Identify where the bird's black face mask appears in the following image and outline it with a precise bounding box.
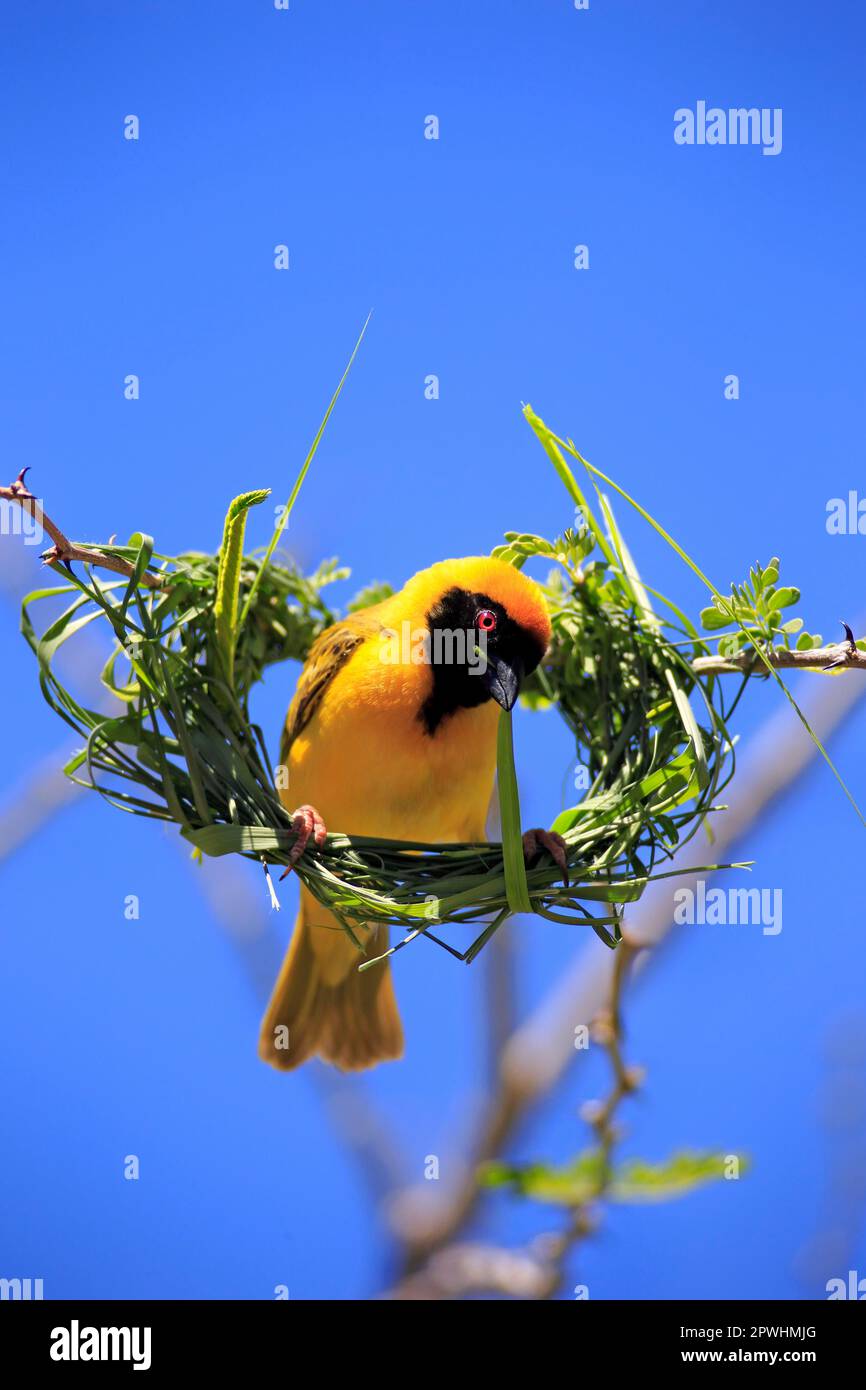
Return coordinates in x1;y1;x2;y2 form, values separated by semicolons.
420;587;546;734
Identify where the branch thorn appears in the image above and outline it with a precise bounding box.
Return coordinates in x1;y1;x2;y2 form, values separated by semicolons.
10;467;35;500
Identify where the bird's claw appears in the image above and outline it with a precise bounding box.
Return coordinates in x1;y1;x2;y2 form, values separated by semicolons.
522;827;569;887
280;804;327;879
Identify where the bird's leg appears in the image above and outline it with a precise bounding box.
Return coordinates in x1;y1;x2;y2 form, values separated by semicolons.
522;827;569;887
279;804;328;879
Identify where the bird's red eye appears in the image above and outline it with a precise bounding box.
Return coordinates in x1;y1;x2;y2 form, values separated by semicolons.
476;608;497;633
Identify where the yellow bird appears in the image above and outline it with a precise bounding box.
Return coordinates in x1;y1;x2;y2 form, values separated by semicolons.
259;556;566;1072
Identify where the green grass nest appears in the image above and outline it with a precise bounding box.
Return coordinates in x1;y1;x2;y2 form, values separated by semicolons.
21;407;742;965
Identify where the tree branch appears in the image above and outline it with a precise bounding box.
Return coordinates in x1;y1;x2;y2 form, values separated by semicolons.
3;475;864;665
386;1239;574;1300
693;636;865;676
388;936;641;1300
0;469;164;589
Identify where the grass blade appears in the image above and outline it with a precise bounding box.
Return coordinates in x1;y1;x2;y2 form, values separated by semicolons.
214;490;271;685
496;710;533;915
238;312;372;630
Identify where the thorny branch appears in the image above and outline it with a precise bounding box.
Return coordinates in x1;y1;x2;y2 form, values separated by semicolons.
693;630;866;676
0;470;164;589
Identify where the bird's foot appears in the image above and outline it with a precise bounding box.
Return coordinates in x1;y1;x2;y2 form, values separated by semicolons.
522;827;569;887
280;804;328;879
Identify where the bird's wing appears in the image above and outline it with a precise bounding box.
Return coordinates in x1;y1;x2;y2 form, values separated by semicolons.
281;606;386;760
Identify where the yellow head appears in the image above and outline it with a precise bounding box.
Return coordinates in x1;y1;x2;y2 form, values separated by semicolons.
396;556;552;733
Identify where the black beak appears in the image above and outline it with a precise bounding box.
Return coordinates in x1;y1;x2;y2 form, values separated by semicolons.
482;654;524;712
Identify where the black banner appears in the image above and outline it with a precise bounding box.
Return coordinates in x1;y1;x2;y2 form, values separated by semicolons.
0;1297;862;1373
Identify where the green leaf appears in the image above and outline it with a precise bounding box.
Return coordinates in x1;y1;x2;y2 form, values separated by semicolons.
718;633;746;659
700;605;731;631
213;490;271;685
666;670;708;791
480;1149;748;1207
479;1153;604;1205
496;710;533;915
119;533;155;619
767;586;800;611
612;1150;750;1202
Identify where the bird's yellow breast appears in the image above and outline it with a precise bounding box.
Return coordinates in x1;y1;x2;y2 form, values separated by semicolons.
283;637;499;843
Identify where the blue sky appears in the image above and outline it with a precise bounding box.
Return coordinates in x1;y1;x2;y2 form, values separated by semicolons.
1;0;865;1300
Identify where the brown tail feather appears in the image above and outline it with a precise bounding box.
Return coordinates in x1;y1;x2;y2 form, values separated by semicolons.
258;911;404;1072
